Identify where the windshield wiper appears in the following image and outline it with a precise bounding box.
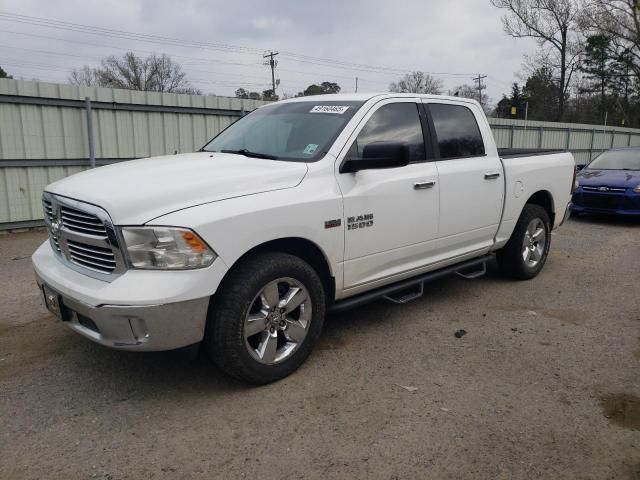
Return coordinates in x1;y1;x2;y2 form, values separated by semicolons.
220;149;278;160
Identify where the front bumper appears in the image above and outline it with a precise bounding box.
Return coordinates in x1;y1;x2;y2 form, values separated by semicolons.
572;189;640;216
36;274;209;350
32;241;229;351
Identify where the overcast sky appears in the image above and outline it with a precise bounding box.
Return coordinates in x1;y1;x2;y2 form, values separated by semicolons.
0;0;539;103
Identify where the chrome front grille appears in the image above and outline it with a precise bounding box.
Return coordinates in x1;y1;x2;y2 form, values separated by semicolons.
42;198;61;252
582;185;627;193
61;206;108;237
67;240;117;273
42;193;125;280
43;199;54;222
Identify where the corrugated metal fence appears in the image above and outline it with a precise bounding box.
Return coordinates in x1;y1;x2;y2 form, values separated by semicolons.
489;117;640;165
0;79;268;228
1;78;640;229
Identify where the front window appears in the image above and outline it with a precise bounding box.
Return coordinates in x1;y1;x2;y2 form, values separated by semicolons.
203;101;364;162
347;102;427;163
587;149;640;170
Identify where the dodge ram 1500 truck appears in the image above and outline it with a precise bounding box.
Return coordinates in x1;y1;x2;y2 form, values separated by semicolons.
32;93;575;384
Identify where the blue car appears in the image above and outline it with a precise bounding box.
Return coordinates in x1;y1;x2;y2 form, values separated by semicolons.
572;147;640;216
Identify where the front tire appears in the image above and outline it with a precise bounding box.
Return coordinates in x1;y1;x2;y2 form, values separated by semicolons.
496;204;551;280
205;252;325;384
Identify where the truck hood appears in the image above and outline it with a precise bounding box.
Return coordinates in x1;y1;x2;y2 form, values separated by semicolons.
578;168;640;188
46;152;308;224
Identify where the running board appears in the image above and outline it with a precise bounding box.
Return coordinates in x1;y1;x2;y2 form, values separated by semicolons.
383;282;424;304
329;255;491;314
455;261;487;279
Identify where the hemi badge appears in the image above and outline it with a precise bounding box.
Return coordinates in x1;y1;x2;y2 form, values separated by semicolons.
324;219;341;229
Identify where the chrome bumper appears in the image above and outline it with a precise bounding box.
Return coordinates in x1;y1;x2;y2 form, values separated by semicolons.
36;274;210;351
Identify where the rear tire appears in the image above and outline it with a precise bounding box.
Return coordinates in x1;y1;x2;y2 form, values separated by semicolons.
205;252;325;384
496;204;551;280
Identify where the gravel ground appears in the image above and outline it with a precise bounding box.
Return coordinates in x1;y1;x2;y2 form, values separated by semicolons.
1;217;639;480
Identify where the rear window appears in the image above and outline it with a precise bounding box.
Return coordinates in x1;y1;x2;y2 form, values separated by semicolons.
428;103;485;159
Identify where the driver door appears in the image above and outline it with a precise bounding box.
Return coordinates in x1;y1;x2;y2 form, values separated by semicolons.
336;99;440;292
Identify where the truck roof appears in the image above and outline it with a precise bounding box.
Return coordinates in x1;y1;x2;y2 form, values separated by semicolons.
277;92;481;106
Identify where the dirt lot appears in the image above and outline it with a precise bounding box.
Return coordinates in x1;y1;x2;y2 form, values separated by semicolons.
1;217;639;480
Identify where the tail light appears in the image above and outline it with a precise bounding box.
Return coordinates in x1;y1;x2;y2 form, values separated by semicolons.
571;165;578;194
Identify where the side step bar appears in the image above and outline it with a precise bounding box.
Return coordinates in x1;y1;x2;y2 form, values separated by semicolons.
329;255;492;314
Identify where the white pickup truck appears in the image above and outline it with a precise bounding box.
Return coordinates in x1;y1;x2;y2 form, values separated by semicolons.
32;93;575;383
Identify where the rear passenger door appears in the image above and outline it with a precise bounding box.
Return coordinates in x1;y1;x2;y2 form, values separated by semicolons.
423;100;504;255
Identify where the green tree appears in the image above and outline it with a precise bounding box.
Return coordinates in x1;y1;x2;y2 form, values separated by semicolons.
580;35;615;119
235;88;263;100
0;65;12;79
494;83;529;118
296;81;341;97
318;82;341;94
491;0;582;120
523;67;559;120
261;89;279;101
580;0;640;78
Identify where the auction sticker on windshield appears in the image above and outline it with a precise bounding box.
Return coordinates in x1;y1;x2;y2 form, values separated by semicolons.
310;105;350;114
303;144;318;155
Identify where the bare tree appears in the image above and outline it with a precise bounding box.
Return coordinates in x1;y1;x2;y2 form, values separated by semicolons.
68;65;97;87
389;71;444;94
69;52;200;94
580;0;640;77
490;0;582;120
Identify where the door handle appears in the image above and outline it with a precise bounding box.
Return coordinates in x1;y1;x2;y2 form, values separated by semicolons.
414;181;436;190
484;172;501;180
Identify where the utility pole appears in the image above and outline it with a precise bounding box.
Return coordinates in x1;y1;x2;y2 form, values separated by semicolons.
355;77;358;93
474;74;487;106
263;51;279;99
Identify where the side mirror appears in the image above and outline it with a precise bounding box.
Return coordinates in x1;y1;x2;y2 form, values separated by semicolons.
576;164;586;171
341;142;411;173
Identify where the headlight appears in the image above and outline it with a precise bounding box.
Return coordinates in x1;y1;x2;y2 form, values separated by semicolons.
634;185;640;193
120;227;216;270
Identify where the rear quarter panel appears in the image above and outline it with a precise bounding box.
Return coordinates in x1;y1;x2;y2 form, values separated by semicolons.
493;152;575;249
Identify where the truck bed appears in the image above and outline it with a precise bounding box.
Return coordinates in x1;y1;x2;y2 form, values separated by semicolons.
498;148;565;159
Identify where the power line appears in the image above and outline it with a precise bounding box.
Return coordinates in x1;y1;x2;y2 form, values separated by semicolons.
263;51;279;97
0;42;394;90
0;11;478;79
0;12;264;55
474;74;488;106
0;29;262;67
0;30;447;91
0;11;494;98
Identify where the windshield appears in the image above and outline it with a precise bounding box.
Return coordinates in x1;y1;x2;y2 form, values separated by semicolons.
587;149;640;170
203;101;364;161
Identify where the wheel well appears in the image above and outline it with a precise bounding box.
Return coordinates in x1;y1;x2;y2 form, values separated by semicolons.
526;190;555;226
233;238;335;305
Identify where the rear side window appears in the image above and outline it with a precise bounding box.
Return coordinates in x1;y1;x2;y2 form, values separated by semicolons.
349;103;426;163
428;103;485;159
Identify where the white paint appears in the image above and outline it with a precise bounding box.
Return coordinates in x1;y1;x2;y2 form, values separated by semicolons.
34;93;575;316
